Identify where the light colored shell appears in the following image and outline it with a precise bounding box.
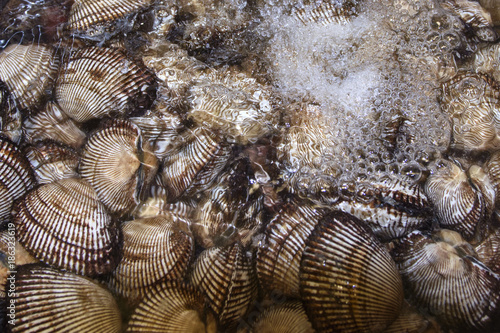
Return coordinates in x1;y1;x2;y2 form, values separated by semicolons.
256;201;323;298
250;300;314;333
24;101;86;149
13;178;120;276
55;47;156;122
126;280;217;333
13;264;122;333
189;243;258;330
478;0;500;25
0;137;36;225
80;119;158;217
300;210;404;333
392;229;500;331
24;141;79;184
484;150;500;208
108;214;194;306
293;0;359;26
0;44;59;111
425;161;495;242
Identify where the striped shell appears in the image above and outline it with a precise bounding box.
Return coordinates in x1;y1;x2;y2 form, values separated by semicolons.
24;141;79;184
55;47;157;122
24;101;86;149
189;243;258;330
0;44;59;111
383;301;437;333
425;161;495;242
108;214;194;306
80;119;158;217
484;150;500;208
473;44;500;83
475;227;500;273
13;178;120;277
0;137;36;225
126;280;217;332
300;210;404;333
250;300;314;333
392;229;500;331
293;0;359;26
13;264;121;333
0;80;22;143
256;201;323;298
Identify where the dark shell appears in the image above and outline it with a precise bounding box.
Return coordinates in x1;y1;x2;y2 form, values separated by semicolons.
0;136;36;226
300;210;404;333
250;300;314;333
126;280;217;332
13;178;120;277
79;119;158;217
108;214;194;306
55;47;157;122
475;227;500;274
0;80;22;143
12;264;122;333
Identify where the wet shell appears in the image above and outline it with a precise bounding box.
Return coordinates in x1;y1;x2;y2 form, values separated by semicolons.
0;80;22;143
108;214;194;306
382;301;438;333
13;178;120;277
300;210;404;333
24;101;86;149
80;119;158;217
250;300;314;333
475;227;500;273
293;0;359;26
392;229;500;331
0;136;36;226
189;243;258;330
126;280;217;332
473;44;500;83
12;264;121;333
256;201;323;298
55;47;157;122
0;44;59;112
424;161;495;242
24;141;79;184
484;150;500;209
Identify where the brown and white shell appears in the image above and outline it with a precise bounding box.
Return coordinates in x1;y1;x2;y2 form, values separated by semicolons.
475;227;500;274
0;44;60;112
126;280;217;332
108;214;194;307
293;0;360;26
13;178;120;277
55;46;157;122
12;264;122;333
188;243;258;330
391;229;500;332
300;210;404;333
0;80;22;143
249;300;314;333
484;150;500;209
80;119;158;217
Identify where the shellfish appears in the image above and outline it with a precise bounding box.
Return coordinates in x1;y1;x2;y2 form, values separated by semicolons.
248;300;314;333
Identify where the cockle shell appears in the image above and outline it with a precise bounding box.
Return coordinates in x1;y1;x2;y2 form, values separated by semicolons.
391;229;500;331
473;44;500;83
126;280;217;332
0;80;22;143
300;210;404;333
13;178;120;277
475;227;500;273
249;300;314;333
484;150;500;209
0;44;59;112
108;214;194;306
293;0;360;26
55;46;157;122
12;264;122;333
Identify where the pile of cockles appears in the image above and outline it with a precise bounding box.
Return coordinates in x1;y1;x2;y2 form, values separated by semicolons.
0;0;500;332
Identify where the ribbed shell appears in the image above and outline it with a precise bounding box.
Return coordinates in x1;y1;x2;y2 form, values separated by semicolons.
424;161;495;242
108;214;194;306
80;120;158;217
24;141;79;184
13;264;121;333
161;127;230;202
256;202;323;298
24;101;86;149
126;280;217;333
13;178;120;277
441;0;497;41
189;243;258;330
475;228;500;274
250;300;314;333
485;150;500;208
300;210;403;333
473;44;500;83
382;301;435;333
0;44;59;111
0;137;36;225
293;0;359;25
0;80;22;143
55;47;157;122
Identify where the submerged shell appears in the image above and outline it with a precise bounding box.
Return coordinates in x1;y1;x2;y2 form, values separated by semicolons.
300;210;404;333
0;137;36;225
108;214;194;306
126;280;217;333
55;47;157;122
250;300;314;333
189;243;258;330
0;80;22;143
293;0;360;26
392;229;500;331
80;119;158;217
13;178;120;276
484;150;500;208
0;44;59;112
13;264;121;333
